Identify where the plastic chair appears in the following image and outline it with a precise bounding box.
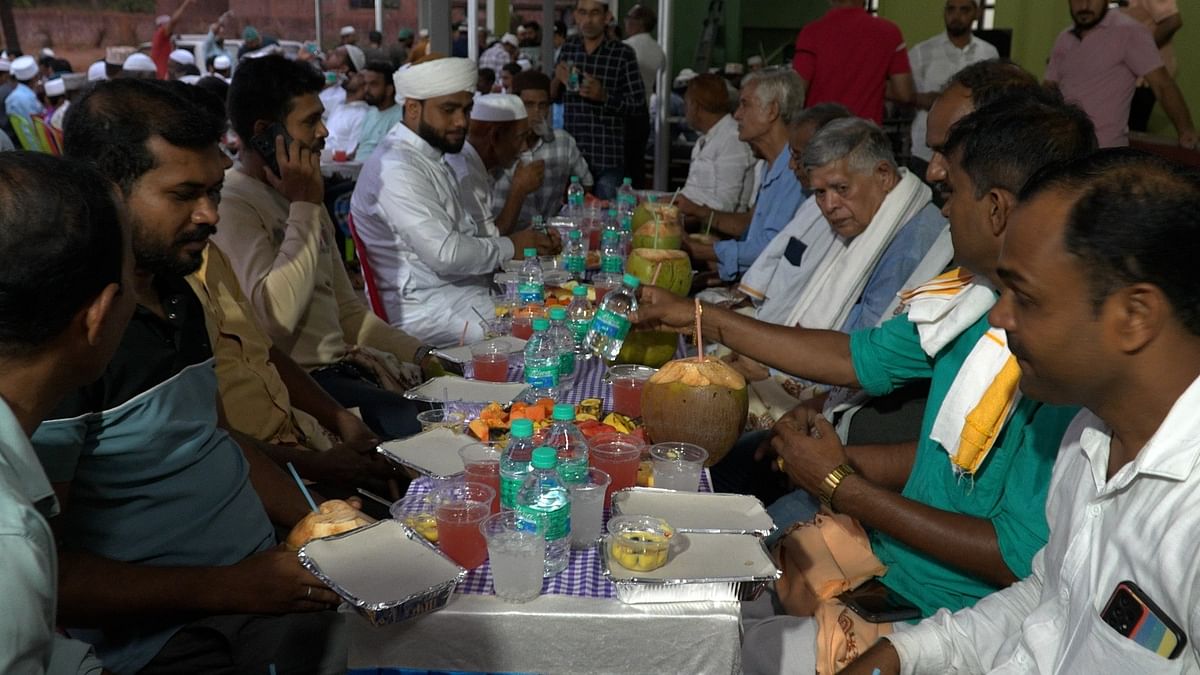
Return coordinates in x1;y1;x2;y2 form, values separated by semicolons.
46;124;64;155
31;115;59;155
345;213;389;322
7;114;40;151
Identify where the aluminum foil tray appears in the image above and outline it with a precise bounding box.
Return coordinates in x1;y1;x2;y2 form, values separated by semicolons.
403;375;528;404
298;519;466;626
600;532;780;604
611;488;776;537
378;427;486;479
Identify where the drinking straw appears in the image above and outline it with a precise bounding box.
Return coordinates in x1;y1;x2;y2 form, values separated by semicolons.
694;298;704;362
356;487;392;508
459;321;469;347
668;187;682;206
650;262;663;287
287;462;319;513
704;210;715;237
471;306;490;325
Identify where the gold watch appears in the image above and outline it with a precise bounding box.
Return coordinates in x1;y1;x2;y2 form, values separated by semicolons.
819;463;856;509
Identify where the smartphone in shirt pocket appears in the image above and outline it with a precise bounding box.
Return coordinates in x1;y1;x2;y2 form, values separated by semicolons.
1101;580;1187;659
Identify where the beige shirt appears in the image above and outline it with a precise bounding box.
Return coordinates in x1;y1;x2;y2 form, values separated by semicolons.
188;244;331;450
213;168;422;371
1124;0;1179;78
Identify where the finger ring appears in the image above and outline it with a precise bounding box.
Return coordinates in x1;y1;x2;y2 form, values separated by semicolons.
775;456;786;472
306;586;312;599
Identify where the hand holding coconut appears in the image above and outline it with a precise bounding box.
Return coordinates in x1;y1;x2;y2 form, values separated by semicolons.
630;285;698;333
769;409;848;499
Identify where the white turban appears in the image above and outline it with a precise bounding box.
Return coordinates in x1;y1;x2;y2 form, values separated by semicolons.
393;57;476;104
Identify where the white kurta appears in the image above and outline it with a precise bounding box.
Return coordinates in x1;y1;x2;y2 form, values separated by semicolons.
350;123;514;347
681;114;759;213
325;100;369;155
445;141;500;237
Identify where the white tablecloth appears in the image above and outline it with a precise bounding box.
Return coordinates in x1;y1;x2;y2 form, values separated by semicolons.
345;594;742;673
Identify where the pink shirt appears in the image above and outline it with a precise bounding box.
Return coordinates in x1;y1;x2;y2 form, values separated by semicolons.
1045;9;1163;148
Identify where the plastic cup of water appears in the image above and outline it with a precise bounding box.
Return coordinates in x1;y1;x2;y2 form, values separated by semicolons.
432;482;495;569
417;409;465;433
458;443;503;513
480;511;546;602
470;342;510;382
650;442;709;492
568;468;611;550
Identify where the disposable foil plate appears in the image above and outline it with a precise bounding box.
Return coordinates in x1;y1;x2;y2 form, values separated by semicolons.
403;375;528;404
378;427;487;479
611;488;776;537
433;336;527;365
600;532;780;604
298;519;466;626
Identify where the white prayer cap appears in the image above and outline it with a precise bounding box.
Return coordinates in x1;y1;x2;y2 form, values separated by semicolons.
724;62;744;75
123;52;156;73
169;48;195;65
87;60;108;81
419;28;430;38
61;73;86;91
44;77;65;97
673;67;697;88
344;44;366;72
340;25;356;37
179;74;201;85
156;14;171;26
0;57;9;73
41;47;55;59
11;55;37;81
213;55;232;70
471;93;527;122
501;33;518;48
747;55;764;66
393;57;476;104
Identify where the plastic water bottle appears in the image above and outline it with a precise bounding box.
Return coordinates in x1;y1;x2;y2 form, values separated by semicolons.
561;229;586;281
517;248;544;305
543;403;590;485
599;229;624;275
566;285;593;356
566;175;585;216
500;418;538;510
585;273;640;360
616;177;637;222
516;446;571;577
524;317;559;399
547;307;577;390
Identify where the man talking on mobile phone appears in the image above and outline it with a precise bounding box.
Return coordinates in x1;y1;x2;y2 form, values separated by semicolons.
844;151;1200;673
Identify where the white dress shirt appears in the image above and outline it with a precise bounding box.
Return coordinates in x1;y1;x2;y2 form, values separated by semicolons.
681;114;759;213
908;33;998;162
446;141;500;237
324;99;368;155
350;123;514;347
890;374;1200;674
623;32;665;103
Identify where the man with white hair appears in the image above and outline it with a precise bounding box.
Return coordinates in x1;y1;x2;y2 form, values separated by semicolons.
351;57;560;346
480;33;519;75
5;56;42;119
150;0;194;79
447;93;542;236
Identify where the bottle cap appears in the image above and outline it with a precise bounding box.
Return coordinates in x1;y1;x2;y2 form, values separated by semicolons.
532;317;549;331
549;307;567;320
570;175;580;183
568;229;581;239
601;230;618;241
572;285;588;296
531;446;558;469
552;403;575;421
523;248;537;257
510;418;534;438
622;177;632;185
622;273;641;288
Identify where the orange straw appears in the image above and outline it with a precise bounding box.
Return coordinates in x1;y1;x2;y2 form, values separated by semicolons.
459;321;469;347
694;298;703;362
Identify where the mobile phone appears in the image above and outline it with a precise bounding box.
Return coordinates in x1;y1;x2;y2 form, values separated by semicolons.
249;122;293;177
838;578;921;623
1101;580;1187;659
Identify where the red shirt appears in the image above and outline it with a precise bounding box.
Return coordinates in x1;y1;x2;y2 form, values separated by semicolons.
792;7;911;123
151;26;171;80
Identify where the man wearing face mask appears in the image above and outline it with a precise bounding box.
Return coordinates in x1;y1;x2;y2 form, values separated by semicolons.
494;70;593;226
446;93;544;236
351;57;559;347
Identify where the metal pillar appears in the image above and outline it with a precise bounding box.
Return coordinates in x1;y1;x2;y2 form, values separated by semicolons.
541;0;555;74
419;0;453;55
653;0;673;191
487;0;498;33
374;0;383;33
468;0;480;60
314;0;322;45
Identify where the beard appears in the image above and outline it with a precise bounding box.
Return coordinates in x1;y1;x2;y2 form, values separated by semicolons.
417;117;466;154
1073;3;1107;31
946;20;971;38
133;221;217;277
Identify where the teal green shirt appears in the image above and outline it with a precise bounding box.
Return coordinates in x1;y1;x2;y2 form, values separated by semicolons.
850;311;1078;617
355;104;405;160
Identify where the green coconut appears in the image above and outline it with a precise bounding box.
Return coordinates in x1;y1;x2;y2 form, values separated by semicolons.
631;203;683;249
625;248;691;296
640;357;749;466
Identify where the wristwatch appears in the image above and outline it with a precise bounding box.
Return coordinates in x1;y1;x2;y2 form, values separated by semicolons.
819;463;857;510
413;343;436;365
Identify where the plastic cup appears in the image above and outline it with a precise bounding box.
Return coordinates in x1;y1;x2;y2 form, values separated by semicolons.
650;442;709;492
390;493;439;544
606;364;656;418
511;305;545;341
417;409;465;433
459;443;503;513
568;468;611;550
432;482;495;569
589;432;646;507
470;342;510;382
483;316;511;339
333;149;348;162
480;511;546;602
